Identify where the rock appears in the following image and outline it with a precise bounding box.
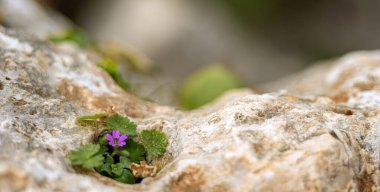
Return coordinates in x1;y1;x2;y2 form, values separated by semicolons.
0;27;379;192
263;51;380;110
0;0;71;38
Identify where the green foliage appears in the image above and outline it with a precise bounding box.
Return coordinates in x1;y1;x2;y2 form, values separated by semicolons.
105;153;114;164
69;144;104;169
107;114;137;136
95;156;134;184
140;130;168;160
97;58;130;90
76;113;108;126
69;113;168;184
117;156;132;168
114;169;135;184
96;163;112;175
179;64;242;110
49;28;90;48
110;163;125;176
96;154;113;175
122;140;146;163
97;134;109;146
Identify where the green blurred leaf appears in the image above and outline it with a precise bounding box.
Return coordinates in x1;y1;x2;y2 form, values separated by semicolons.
179;64;241;110
97;58;130;90
49;28;90;48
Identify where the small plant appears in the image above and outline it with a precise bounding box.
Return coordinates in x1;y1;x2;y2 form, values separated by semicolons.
97;58;130;91
68;112;168;184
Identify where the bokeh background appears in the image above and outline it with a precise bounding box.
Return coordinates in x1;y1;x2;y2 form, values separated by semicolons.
2;0;380;108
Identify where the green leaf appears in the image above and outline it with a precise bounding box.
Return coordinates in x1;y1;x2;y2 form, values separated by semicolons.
98;156;132;179
111;164;124;177
105;154;114;164
106;114;137;136
114;169;135;184
122;140;146;163
97;58;130;90
96;163;112;175
68;144;105;169
95;153;114;175
140;130;168;160
98;144;109;155
117;156;132;168
179;64;242;110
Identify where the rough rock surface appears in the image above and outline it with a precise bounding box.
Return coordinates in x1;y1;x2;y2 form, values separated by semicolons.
0;27;379;192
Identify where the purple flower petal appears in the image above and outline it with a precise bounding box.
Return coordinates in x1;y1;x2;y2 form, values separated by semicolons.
119;134;128;141
106;133;113;142
118;141;126;147
112;130;120;138
109;142;117;147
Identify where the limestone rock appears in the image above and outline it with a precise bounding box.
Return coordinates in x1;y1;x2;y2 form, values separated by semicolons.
0;0;71;38
0;27;379;192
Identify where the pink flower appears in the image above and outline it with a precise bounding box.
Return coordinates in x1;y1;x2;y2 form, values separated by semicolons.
106;130;128;147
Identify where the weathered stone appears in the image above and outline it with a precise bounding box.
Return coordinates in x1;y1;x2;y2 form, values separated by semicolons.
0;0;71;37
0;27;379;192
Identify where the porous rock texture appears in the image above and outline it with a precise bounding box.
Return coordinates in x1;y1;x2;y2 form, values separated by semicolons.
0;27;379;192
